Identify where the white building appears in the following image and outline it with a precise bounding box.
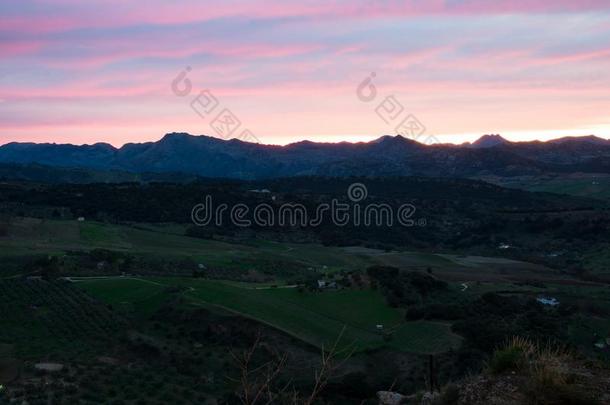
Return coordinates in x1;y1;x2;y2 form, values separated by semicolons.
537;297;559;306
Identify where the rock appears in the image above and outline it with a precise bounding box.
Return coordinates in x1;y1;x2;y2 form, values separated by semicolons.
34;363;63;372
377;390;407;405
421;391;441;404
97;356;120;365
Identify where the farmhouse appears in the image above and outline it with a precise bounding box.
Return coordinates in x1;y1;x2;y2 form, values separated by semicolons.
536;297;559;306
317;280;337;289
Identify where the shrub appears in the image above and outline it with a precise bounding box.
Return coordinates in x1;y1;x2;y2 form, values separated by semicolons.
488;346;527;374
488;336;535;374
491;338;601;405
525;344;599;405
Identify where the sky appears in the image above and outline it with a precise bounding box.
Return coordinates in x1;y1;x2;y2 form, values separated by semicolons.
1;0;610;146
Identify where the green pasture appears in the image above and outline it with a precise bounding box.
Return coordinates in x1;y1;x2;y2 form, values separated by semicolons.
0;218;552;281
76;277;462;354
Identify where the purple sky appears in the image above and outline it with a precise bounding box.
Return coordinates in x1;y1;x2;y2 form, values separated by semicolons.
2;0;610;145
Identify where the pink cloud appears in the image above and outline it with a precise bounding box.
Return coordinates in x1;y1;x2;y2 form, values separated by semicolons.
4;1;610;37
0;40;44;57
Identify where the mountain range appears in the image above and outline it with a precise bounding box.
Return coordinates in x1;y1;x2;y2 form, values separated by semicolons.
1;133;610;180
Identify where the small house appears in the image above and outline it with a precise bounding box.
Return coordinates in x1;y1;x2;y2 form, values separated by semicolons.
317;280;338;289
537;297;559;306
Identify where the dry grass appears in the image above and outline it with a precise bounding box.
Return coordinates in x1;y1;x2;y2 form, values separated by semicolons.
487;336;538;374
490;337;599;405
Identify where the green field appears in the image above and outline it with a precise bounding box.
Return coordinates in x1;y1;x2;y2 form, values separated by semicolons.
74;277;171;317
76;277;462;354
2;217;582;356
0;217;559;282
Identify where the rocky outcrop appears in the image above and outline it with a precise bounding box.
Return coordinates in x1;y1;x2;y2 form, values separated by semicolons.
377;390;408;405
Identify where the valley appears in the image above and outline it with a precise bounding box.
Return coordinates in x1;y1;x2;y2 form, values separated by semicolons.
0;175;608;403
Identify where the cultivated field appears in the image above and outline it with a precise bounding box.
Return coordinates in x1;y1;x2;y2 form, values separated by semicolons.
0;279;124;357
0;218;565;283
2;217;600;359
76;277;462;354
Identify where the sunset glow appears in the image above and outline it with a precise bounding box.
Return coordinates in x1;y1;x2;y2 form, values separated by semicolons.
2;0;610;146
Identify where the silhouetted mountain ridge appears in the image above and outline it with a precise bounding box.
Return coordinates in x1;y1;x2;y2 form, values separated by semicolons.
1;133;609;179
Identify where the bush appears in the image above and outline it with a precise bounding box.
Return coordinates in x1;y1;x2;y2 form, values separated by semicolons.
489;336;535;374
491;338;600;404
488;346;527;374
525;346;599;405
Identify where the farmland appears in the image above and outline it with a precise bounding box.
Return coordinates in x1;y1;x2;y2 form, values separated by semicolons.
73;277;171;318
0;175;609;404
0;217;603;359
1;216;596;359
0;278;124;357
75;277;462;354
0;217;565;284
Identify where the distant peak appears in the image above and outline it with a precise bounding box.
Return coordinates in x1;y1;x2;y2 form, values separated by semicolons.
158;132;222;145
90;142;116;151
160;132;193;141
471;134;509;148
372;134;418;144
548;135;610;145
371;135;395;144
